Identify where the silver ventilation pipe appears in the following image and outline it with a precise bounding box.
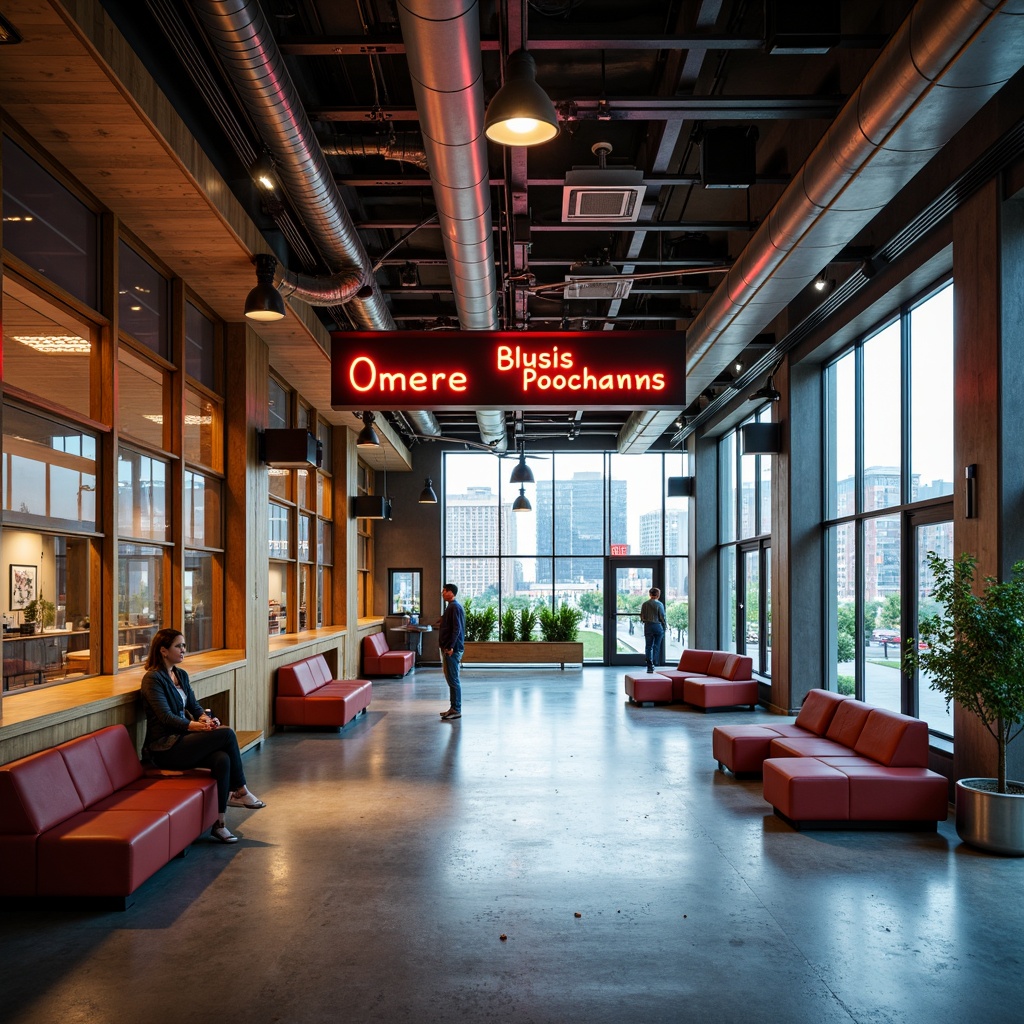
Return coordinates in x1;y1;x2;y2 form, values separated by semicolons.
395;0;506;452
190;0;441;437
618;0;1024;451
319;134;429;172
190;0;389;329
683;0;1024;396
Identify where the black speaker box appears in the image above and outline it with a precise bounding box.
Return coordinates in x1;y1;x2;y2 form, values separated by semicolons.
741;422;781;455
261;429;322;468
667;476;694;497
352;496;393;520
700;127;757;189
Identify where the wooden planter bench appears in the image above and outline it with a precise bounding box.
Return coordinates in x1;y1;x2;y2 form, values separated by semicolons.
461;641;583;669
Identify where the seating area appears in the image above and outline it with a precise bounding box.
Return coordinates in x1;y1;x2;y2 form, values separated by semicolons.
361;632;415;677
0;724;218;908
624;649;758;711
713;689;949;830
275;653;372;729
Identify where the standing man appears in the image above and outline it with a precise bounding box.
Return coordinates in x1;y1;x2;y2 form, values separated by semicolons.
640;587;667;673
436;582;465;719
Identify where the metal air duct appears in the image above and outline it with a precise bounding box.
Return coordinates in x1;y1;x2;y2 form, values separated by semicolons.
619;0;1024;452
189;0;440;437
395;0;506;451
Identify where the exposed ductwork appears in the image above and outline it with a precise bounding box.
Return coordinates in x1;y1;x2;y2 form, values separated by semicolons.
619;0;1024;452
319;134;429;172
395;0;507;451
189;0;441;437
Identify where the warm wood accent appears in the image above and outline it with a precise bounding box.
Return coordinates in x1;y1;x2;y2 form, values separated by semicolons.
952;180;1001;781
462;642;584;668
0;649;245;765
225;324;269;734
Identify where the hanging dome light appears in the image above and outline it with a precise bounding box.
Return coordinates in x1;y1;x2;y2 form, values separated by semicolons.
509;449;535;484
356;410;380;448
484;50;559;147
512;485;532;512
418;477;438;504
244;253;286;322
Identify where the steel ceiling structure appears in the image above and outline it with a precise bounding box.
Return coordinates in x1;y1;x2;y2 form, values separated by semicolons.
94;0;1024;455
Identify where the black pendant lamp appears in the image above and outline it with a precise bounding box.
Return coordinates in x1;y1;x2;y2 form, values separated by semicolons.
418;477;438;504
509;450;535;484
512;485;532;512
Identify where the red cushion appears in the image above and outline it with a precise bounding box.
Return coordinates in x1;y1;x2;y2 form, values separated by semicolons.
0;748;84;835
92;725;145;791
794;689;848;736
706;651;731;676
763;758;849;820
676;649;714;674
56;733;116;808
683;677;758;708
91;787;205;858
853;709;930;767
824;699;873;747
712;725;784;773
723;654;753;680
37;809;170;898
836;764;949;820
769;736;858;758
308;655;333;686
624;672;672;703
125;775;219;831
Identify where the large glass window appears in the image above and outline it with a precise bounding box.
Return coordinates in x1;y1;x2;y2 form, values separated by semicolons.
117;448;168;542
442;452;688;661
2;279;96;419
824;282;954;737
2;406;98;531
118;240;170;359
185;302;216;389
2;135;99;308
119;348;168;450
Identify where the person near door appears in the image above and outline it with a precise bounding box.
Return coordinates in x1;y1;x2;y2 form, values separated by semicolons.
435;582;465;719
640;587;667;673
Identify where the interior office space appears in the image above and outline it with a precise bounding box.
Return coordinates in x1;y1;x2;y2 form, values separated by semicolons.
1;0;1024;886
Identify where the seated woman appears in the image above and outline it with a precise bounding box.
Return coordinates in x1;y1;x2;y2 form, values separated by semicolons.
140;627;264;843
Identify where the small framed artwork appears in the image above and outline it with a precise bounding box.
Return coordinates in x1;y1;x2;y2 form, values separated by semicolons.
10;565;37;611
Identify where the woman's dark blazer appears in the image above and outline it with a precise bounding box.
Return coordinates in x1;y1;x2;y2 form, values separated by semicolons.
140;665;204;754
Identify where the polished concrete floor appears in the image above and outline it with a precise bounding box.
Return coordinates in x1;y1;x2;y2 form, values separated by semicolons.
2;666;1021;1023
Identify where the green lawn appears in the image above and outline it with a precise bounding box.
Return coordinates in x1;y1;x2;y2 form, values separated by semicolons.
579;629;643;658
867;659;901;669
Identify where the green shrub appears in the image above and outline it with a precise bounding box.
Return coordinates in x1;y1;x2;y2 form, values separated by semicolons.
517;607;538;642
500;607;517;642
538;604;582;642
837;674;855;696
463;599;497;641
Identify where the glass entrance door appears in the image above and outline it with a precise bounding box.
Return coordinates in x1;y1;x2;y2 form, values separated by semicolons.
604;559;662;665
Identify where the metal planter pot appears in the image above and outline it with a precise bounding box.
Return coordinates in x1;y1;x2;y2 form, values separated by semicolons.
955;778;1024;856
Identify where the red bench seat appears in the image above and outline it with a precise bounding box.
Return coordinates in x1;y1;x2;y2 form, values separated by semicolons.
276;653;372;728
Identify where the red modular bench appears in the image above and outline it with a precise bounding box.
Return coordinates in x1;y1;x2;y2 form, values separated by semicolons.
714;689;949;830
625;649;758;711
0;724;218;908
276;653;371;728
361;633;414;677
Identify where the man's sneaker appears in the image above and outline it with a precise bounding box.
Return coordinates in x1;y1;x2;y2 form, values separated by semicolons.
442;710;462;720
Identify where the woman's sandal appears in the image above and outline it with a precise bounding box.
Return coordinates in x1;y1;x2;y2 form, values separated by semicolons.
210;824;238;843
227;792;266;809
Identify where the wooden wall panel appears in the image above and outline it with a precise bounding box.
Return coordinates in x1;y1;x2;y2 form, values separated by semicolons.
952;180;1002;781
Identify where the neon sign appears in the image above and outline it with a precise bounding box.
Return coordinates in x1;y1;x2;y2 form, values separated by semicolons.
331;331;685;410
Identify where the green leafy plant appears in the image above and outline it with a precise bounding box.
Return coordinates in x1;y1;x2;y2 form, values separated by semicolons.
500;607;517;642
903;552;1024;793
23;597;56;631
463;599;497;642
538;604;582;642
517;607;538;642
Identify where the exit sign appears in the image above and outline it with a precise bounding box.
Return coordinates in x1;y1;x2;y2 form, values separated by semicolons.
610;544;629;556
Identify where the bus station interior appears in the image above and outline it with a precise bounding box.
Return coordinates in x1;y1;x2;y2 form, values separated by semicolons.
2;1;1024;1021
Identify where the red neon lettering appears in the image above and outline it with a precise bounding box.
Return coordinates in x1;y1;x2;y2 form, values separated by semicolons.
349;356;376;392
432;371;447;388
449;371;467;391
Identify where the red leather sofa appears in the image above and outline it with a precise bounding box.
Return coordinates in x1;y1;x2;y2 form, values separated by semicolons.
625;649;758;710
0;724;218;908
275;653;372;728
361;632;415;677
713;689;949;829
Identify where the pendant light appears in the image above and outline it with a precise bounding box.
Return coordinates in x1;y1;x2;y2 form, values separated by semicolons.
509;448;535;484
244;253;286;322
418;477;438;504
484;49;559;147
356;410;380;448
512;485;532;512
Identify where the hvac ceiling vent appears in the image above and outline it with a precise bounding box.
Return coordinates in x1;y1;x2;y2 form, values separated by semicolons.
563;262;633;300
562;142;646;223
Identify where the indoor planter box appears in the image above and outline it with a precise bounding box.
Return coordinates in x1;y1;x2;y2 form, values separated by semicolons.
462;641;583;669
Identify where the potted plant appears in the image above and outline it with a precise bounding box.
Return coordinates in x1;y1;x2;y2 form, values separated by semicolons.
903;552;1024;855
23;596;57;633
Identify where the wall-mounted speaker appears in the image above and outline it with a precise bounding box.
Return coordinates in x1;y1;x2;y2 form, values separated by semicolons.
667;476;694;497
260;429;322;468
352;496;392;520
741;422;781;455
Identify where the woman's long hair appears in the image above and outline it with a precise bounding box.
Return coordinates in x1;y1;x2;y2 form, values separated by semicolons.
145;627;184;671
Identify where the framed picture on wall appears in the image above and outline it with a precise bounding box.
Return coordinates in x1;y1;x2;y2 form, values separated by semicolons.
10;565;37;610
